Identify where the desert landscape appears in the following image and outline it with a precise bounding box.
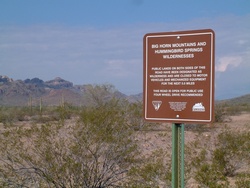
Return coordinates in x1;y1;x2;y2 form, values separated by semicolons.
0;84;249;187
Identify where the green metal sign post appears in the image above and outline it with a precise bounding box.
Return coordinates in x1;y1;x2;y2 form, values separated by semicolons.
143;29;215;187
172;123;185;188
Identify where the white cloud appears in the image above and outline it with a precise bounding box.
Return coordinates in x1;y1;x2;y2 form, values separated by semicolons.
216;56;242;72
103;60;130;77
238;39;248;45
102;59;141;78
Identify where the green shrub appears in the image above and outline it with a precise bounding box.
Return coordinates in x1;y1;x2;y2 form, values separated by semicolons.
0;98;139;187
127;149;171;188
216;130;250;176
235;173;250;188
195;163;229;188
214;104;227;122
187;129;250;187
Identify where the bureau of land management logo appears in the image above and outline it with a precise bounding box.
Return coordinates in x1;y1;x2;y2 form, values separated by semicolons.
152;101;162;111
192;103;205;112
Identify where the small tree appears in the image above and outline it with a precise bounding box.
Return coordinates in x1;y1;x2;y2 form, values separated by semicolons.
214;130;250;177
186;128;250;187
0;86;138;187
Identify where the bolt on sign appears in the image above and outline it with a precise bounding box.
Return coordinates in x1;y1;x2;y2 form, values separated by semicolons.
143;29;215;123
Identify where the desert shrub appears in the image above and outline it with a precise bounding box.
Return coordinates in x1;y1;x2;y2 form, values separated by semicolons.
29;102;80;124
187;148;229;187
186;128;250;187
215;102;250;120
215;130;250;176
0;107;29;126
82;84;117;107
55;102;74;123
0;107;12;125
225;105;243;116
214;104;227;122
235;173;250;188
125;101;155;131
195;163;229;188
0;106;45;125
126;149;171;188
0;97;139;187
185;123;208;134
225;103;250;115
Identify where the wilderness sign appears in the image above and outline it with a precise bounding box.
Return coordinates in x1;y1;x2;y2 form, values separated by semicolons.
143;29;215;123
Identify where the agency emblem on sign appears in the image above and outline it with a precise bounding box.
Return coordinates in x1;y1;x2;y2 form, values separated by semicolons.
152;101;162;111
192;103;205;112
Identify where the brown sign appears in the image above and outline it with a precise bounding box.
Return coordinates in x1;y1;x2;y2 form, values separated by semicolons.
143;29;215;123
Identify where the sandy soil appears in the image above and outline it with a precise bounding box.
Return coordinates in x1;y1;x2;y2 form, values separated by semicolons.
0;112;249;187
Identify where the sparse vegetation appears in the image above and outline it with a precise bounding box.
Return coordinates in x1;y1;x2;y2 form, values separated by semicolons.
0;84;249;187
186;129;250;187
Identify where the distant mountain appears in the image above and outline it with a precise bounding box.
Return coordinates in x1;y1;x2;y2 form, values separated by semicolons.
3;75;249;107
218;93;250;105
0;75;142;106
127;93;143;103
0;75;14;83
45;77;73;89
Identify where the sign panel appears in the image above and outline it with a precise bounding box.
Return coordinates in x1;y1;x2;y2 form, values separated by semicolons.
143;29;215;123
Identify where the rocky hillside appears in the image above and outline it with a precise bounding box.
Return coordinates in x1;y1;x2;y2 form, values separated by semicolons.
1;75;250;107
218;93;250;105
0;75;140;106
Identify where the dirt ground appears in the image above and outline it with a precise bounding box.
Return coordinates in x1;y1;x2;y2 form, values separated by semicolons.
0;112;249;187
135;112;250;187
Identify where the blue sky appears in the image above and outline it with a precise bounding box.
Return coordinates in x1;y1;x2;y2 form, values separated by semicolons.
0;0;250;99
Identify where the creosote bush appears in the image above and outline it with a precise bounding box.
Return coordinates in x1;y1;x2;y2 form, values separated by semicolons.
126;148;172;188
186;128;250;188
214;102;250;122
0;97;139;187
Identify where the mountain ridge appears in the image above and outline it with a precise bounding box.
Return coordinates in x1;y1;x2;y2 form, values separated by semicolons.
0;75;141;106
1;75;250;106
